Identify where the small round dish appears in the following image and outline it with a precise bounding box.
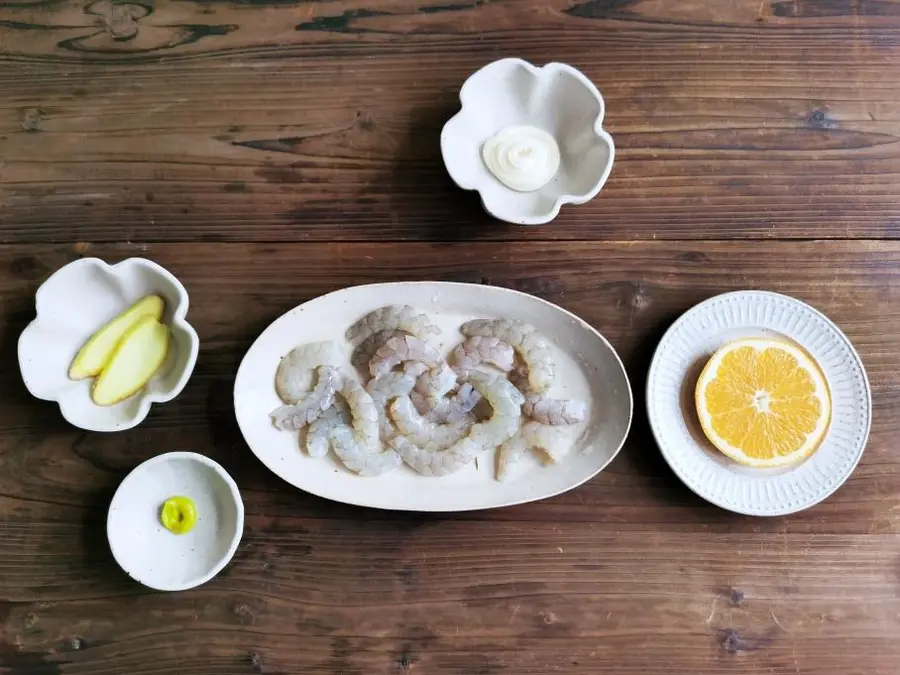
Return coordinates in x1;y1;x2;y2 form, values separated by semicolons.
107;452;244;591
647;291;871;516
17;257;200;432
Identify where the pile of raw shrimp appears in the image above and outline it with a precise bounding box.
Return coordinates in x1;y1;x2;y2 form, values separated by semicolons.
269;305;588;480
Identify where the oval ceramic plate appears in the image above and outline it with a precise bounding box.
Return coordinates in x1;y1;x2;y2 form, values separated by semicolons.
647;290;871;516
234;282;632;511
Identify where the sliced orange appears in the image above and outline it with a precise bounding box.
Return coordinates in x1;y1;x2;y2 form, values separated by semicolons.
695;338;831;468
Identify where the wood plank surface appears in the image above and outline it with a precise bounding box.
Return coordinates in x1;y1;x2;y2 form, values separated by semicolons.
4;1;900;674
1;240;899;675
3;0;900;242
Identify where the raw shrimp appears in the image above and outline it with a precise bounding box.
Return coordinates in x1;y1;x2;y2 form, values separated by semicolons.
367;363;428;404
330;425;401;477
495;433;526;482
306;400;350;458
395;371;523;477
389;434;482;477
449;336;515;373
275;341;343;404
410;381;482;424
369;335;441;378
495;422;569;481
346;305;440;345
414;363;457;402
522;422;570;463
270;366;340;431
460;319;554;393
366;364;427;440
446;382;484;422
338;377;380;450
350;329;406;374
389;395;471;449
328;377;399;475
523;394;588;426
464;371;525;447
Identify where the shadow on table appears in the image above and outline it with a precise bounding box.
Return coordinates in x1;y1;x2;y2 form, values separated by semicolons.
2;302;144;590
383;102;519;243
622;314;712;512
1;302;75;436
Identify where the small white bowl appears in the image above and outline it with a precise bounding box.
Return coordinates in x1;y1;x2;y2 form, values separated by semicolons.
107;452;244;592
441;57;615;225
17;257;199;432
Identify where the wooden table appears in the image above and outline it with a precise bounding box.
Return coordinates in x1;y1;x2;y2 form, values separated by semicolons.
2;2;899;674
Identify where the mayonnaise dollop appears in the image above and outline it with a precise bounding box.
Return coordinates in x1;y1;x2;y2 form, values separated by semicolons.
481;125;560;192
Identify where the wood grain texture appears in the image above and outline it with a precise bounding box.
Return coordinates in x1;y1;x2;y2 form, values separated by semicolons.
3;1;900;673
3;0;900;241
1;240;899;674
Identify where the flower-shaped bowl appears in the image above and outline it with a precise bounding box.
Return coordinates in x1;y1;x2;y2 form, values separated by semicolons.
17;257;199;432
440;57;615;225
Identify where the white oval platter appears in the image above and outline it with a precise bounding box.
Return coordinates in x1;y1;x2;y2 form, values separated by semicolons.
233;282;632;512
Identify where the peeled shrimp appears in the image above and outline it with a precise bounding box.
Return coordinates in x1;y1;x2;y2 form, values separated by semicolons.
389;433;482;477
496;422;569;481
330;425;401;476
395;371;523;476
523;394;588;426
346;305;440;345
414;363;457;402
350;329;406;374
448;383;483;421
329;377;399;475
523;422;570;463
389;395;471;450
496;433;527;481
410;381;482;424
270;366;340;431
449;336;515;373
338;377;380;451
464;371;525;447
410;390;476;424
460;319;554;393
275;341;343;404
369;335;441;378
366;364;427;440
306;400;350;458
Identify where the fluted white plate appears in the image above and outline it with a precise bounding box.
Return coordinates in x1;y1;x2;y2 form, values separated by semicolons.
647;291;871;516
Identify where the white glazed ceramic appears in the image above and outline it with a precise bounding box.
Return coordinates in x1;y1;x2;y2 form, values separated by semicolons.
647;291;871;516
234;282;633;512
18;257;199;432
441;58;615;225
107;452;244;592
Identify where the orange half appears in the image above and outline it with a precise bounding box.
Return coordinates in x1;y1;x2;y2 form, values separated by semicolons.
695;338;831;468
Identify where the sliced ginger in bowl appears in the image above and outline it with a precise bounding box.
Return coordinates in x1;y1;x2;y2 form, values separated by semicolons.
69;295;164;380
68;295;171;406
91;315;170;406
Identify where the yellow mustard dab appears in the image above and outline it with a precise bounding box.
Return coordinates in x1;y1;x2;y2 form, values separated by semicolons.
160;496;198;534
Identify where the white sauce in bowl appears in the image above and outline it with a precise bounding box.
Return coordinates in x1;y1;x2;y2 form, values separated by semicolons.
481;125;560;192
